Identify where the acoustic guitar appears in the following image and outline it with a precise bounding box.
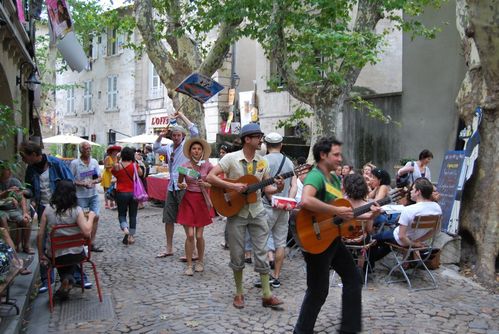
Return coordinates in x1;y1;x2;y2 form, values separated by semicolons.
211;164;310;217
294;189;406;254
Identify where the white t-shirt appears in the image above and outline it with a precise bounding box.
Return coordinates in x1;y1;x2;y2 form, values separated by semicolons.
295;178;304;203
393;201;442;245
39;169;51;205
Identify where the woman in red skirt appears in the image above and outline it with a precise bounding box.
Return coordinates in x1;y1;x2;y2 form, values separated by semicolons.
177;138;214;276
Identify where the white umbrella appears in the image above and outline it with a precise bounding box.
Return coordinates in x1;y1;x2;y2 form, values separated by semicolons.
116;134;172;145
43;134;100;146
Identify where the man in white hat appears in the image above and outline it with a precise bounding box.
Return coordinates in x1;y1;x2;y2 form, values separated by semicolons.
262;132;296;289
207;123;285;310
153;111;199;258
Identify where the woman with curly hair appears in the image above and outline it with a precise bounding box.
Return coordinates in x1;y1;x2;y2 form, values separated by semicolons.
37;180;95;300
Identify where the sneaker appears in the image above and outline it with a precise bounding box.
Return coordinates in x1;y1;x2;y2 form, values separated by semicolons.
194;262;204;272
39;280;49;293
75;273;93;289
271;278;281;288
184;266;194;276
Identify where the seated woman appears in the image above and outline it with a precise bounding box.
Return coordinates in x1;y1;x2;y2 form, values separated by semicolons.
342;174;380;269
368;168;395;229
37;180;95;300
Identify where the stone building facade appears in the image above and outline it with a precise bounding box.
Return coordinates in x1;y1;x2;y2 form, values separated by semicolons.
0;0;40;162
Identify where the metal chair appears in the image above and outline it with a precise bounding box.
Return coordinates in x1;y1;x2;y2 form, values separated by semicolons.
331;219;375;287
46;223;103;312
385;215;442;291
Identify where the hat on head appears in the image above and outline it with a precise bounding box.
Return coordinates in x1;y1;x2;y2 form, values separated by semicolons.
240;123;264;138
106;145;122;154
264;132;283;144
170;125;186;134
183;137;212;160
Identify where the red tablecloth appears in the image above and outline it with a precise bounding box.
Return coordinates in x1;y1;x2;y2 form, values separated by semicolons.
146;176;169;201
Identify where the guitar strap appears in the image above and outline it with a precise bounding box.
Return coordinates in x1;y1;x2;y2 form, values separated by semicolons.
241;160;257;176
274;154;286;177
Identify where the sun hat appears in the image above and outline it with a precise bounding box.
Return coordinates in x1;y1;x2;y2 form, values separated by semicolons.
183;138;212;159
106;145;122;154
264;132;283;144
170;125;187;134
240;123;264;138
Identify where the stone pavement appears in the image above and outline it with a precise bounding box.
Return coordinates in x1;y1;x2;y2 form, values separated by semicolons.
20;198;498;334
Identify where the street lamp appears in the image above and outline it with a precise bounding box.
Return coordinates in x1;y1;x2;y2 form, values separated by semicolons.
16;62;42;90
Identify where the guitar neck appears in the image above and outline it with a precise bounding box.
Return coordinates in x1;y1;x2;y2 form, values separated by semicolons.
352;196;393;217
245;170;294;194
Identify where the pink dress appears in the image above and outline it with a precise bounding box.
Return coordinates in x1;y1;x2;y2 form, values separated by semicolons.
177;161;215;227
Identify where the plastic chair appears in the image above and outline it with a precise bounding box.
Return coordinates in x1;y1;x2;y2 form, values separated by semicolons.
46;224;103;312
385;215;442;291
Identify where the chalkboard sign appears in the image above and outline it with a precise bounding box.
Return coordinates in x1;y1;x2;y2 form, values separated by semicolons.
437;151;465;233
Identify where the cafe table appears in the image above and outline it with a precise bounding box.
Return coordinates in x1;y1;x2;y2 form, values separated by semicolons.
146;175;170;201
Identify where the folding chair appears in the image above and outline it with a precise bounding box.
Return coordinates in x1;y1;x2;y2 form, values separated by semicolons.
331;219;375;287
385;215;442;291
47;224;103;312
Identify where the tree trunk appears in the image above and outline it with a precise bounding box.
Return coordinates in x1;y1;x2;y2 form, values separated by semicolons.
455;0;498;286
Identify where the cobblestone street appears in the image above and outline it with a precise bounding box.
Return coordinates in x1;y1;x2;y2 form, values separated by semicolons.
23;198;498;334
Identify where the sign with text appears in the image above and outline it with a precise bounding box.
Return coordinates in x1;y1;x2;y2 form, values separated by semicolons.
175;73;224;104
437;151;465;233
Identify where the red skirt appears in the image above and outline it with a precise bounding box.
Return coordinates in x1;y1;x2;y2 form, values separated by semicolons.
177;191;214;227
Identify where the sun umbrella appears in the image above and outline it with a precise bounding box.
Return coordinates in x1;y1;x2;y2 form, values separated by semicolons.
43;134;100;146
116;134;172;145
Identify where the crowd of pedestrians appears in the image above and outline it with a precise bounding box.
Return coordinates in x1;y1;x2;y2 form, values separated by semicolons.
0;107;444;334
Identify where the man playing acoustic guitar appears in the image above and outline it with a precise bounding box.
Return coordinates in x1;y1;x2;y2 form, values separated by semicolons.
207;123;285;310
294;137;379;334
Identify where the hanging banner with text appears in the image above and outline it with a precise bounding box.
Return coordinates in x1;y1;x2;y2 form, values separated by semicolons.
437;151;466;234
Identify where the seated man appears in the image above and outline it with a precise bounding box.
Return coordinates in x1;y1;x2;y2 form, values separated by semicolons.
0;164;32;254
369;177;442;265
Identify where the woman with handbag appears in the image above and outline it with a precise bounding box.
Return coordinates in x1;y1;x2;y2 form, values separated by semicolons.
177;138;214;276
112;147;143;245
397;149;434;184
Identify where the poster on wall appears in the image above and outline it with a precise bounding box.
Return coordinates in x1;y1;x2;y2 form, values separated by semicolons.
46;0;73;41
238;91;253;127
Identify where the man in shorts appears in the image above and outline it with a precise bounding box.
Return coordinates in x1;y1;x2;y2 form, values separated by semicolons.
153;111;199;258
70;142;102;252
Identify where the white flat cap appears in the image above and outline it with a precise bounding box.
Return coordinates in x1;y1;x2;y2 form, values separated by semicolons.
265;132;283;144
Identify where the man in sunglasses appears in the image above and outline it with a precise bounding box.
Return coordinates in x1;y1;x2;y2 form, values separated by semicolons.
207;123;285;310
153;111;199;258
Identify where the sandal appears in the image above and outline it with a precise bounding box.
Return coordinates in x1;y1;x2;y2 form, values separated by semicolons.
23;247;35;255
20;268;32;275
156;252;174;258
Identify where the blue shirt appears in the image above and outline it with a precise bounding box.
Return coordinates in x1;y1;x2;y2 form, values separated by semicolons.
25;155;74;212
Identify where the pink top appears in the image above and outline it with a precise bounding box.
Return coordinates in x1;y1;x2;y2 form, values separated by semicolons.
181;161;213;192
